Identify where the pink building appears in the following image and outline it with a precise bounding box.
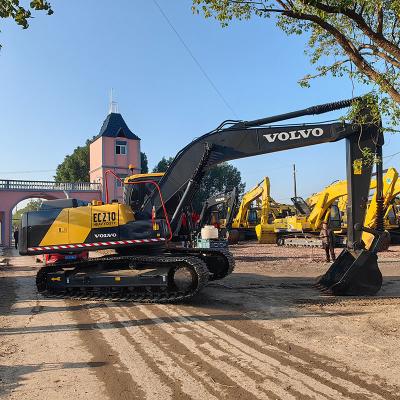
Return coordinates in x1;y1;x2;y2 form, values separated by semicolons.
90;110;141;202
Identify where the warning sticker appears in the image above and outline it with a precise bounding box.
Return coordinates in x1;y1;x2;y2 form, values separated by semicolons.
353;159;363;175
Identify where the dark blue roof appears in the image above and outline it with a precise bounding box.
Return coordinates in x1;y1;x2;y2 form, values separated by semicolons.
96;112;140;140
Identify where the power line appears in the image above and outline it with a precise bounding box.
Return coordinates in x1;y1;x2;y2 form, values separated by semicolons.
152;0;238;117
384;150;400;159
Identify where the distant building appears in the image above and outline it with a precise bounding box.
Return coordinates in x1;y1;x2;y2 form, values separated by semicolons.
90;107;141;202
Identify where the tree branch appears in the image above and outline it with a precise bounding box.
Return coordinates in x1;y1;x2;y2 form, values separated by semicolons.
283;8;400;104
377;4;383;35
359;44;400;68
298;58;352;83
301;1;400;63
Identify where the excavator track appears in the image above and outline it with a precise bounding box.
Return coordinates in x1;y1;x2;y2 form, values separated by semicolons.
36;253;210;303
195;248;235;280
169;247;235;280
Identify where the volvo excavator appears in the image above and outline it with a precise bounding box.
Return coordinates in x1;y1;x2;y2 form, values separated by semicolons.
20;97;386;300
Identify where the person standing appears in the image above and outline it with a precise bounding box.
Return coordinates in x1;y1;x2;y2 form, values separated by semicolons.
13;228;19;250
320;222;335;262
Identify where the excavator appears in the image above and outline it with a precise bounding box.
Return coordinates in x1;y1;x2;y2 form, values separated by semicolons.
231;178;270;241
233;177;296;243
361;167;398;249
258;180;352;246
268;171;394;247
196;188;239;243
20;97;386;300
307;168;397;250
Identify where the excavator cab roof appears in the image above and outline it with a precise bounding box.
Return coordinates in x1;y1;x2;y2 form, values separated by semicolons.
124;172;164;184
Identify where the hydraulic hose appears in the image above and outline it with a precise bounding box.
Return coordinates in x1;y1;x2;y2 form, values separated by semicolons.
235;96;363;129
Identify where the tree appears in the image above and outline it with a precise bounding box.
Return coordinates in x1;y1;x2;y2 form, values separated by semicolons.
54;142;90;182
193;162;245;210
152;156;174;173
0;0;53;49
141;151;149;173
192;1;400;128
152;156;245;210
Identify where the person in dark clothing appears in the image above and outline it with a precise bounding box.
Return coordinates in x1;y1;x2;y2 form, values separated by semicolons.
319;222;336;262
13;228;19;250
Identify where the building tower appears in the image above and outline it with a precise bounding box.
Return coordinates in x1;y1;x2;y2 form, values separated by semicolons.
90;103;141;202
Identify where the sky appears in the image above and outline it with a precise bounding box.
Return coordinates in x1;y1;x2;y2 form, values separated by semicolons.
1;0;399;205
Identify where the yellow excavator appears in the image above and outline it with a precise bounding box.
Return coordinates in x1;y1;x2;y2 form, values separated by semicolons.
267;180;351;246
231;177;294;243
318;167;398;249
271;168;396;249
268;173;383;247
19;97;387;298
362;167;399;249
231;177;269;240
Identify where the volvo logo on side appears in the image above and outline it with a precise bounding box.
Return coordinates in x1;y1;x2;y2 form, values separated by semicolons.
94;233;117;239
263;128;324;143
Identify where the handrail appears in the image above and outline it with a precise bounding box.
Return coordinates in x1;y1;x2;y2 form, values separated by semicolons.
0;179;101;191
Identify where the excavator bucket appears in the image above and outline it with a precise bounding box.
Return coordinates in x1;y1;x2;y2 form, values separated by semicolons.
316;224;385;295
315;248;382;295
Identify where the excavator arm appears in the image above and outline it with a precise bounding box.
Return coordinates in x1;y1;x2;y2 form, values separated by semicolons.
144;98;382;251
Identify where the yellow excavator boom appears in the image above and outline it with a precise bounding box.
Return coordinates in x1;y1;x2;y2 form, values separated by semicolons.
363;167;399;247
231;179;267;229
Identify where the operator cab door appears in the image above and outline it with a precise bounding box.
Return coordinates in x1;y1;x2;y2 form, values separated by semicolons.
90;204;120;242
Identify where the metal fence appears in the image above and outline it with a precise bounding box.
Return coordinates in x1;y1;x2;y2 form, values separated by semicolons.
0;179;101;192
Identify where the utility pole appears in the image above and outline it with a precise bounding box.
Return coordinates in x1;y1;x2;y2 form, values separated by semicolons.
293;164;297;199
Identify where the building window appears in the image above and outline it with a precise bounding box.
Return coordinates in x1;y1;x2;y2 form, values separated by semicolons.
116;141;127;155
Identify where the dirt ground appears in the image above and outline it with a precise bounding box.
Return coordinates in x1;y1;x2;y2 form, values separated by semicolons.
1;243;400;400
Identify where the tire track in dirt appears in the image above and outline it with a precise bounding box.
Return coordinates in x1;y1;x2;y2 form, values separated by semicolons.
73;303;169;400
94;304;220;400
157;304;397;400
224;316;399;399
166;309;353;400
150;305;344;400
132;305;312;400
86;305;174;400
121;305;284;400
116;309;269;400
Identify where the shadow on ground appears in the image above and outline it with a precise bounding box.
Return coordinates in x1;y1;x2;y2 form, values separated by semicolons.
0;361;107;397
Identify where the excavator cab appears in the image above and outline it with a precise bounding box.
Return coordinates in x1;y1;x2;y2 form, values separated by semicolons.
246;208;260;226
328;204;342;231
123;173;164;215
291;197;312;216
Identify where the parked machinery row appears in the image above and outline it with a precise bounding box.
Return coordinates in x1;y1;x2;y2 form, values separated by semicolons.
213;167;400;250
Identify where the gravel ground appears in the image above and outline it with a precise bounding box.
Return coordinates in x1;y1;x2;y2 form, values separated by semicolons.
1;243;400;399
